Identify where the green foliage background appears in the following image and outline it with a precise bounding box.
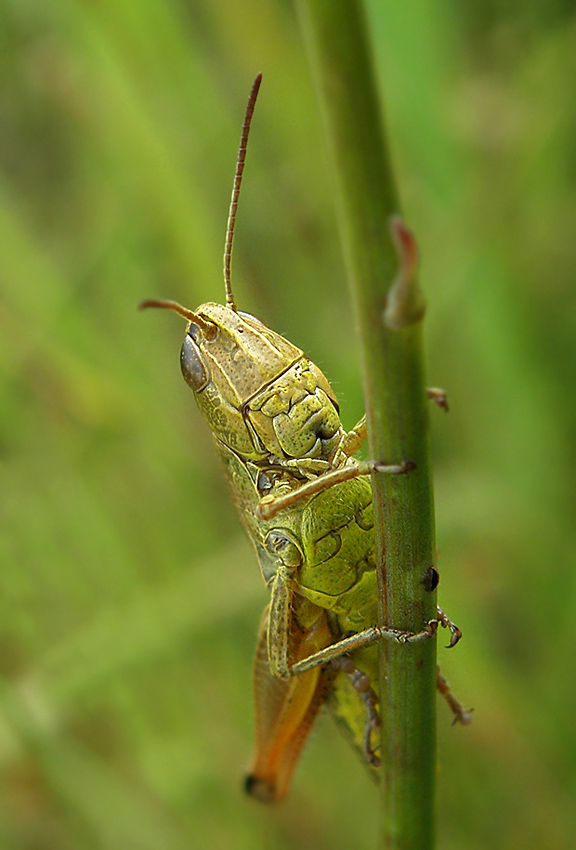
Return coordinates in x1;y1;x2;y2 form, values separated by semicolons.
1;1;575;848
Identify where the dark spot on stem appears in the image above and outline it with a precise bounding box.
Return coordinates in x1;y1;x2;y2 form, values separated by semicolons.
421;566;439;592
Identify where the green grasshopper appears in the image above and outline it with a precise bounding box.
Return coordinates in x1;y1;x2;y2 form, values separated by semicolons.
141;74;469;802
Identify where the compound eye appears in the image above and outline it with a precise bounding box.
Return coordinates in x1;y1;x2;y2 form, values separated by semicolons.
180;333;209;392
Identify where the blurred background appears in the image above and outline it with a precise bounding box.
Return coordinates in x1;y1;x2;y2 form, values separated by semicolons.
1;0;575;847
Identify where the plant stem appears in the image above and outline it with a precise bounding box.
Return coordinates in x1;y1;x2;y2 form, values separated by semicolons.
295;1;438;848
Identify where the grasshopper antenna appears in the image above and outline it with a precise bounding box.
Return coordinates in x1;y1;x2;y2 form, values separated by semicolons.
223;72;262;312
138;299;217;339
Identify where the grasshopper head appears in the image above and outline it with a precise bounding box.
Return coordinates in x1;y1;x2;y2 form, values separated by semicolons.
140;299;303;459
140;299;343;463
181;302;306;459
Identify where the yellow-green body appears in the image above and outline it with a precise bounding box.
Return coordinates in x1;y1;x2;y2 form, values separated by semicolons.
183;304;382;789
144;293;464;797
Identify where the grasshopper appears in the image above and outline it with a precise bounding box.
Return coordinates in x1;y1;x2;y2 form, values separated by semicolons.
141;74;469;802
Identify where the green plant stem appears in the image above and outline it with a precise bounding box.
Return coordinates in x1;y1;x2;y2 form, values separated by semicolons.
295;1;438;848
